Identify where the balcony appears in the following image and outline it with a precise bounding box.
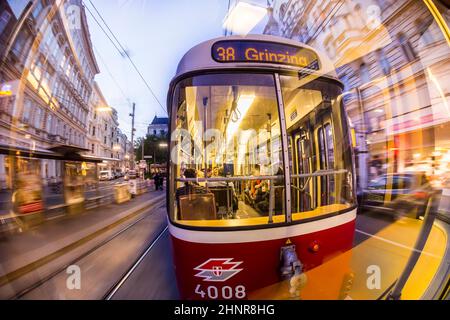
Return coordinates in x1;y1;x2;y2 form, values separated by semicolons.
48;134;68;144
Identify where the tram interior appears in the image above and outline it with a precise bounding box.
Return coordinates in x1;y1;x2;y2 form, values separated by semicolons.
171;74;355;227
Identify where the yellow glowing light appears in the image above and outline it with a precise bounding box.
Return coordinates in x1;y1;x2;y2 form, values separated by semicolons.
0;90;12;96
432;151;442;157
96;106;112;112
226;94;255;141
223;1;267;36
413;153;421;159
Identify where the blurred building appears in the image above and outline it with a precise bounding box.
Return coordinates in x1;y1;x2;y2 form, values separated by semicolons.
116;129;130;171
0;0;100;188
87;81;129;173
147;115;168;137
0;0;131;189
264;0;450;189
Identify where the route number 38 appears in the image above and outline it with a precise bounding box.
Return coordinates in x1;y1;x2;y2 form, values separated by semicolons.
195;284;246;299
216;47;235;61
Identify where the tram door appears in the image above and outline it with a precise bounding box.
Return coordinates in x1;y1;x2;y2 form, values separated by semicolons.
315;114;335;207
291;128;315;212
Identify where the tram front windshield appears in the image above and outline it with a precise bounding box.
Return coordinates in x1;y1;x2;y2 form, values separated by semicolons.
169;73;355;227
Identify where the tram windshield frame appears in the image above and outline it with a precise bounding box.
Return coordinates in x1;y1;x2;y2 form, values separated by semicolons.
168;69;356;230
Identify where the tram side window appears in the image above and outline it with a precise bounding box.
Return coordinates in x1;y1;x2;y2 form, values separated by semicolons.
280;75;355;220
169;73;286;227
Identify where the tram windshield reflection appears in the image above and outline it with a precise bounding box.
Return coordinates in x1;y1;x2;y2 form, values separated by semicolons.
169;73;355;227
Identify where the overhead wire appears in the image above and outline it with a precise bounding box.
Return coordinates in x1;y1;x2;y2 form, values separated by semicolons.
84;0;167;115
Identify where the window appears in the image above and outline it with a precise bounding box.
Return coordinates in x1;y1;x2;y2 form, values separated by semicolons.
416;19;434;46
280;75;354;216
92;144;95;153
0;10;12;35
60;53;67;69
46;114;53;133
32;0;44;19
13;30;28;58
53;79;60;97
359;63;370;84
34;107;42;129
376;49;391;75
398;33;416;62
66;61;72;77
23;99;32;123
170;73;285;227
55;119;60;136
92;126;96;136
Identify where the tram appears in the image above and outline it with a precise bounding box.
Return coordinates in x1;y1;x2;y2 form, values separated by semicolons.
166;35;357;299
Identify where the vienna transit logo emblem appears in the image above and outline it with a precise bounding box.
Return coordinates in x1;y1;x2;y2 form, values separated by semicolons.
194;258;243;282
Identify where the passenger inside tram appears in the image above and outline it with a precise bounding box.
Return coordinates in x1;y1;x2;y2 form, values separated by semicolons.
207;167;238;218
175;168;207;206
170;73;355;227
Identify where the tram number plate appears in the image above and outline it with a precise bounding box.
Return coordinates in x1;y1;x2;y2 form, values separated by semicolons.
195;284;246;299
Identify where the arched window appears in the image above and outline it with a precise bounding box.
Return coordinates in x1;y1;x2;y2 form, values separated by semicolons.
359;63;370;84
398;33;416;62
376;49;391;75
415;19;434;46
279;3;287;19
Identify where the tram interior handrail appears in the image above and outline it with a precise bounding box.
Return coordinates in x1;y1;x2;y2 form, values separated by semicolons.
175;169;348;182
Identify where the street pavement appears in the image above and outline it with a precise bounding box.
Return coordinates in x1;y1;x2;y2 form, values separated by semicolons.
0;188;165;299
20;203;174;300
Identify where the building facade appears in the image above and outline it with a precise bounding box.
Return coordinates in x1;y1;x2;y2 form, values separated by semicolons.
264;0;450;190
0;0;100;188
147;115;168;137
87;81;131;173
0;0;130;188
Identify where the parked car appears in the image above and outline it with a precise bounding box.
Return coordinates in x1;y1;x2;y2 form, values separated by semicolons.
358;172;432;219
99;170;114;181
115;170;124;178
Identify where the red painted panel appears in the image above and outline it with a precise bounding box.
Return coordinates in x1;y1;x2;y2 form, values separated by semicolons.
170;219;355;299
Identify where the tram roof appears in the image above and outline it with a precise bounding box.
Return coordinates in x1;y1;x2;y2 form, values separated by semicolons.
174;34;339;80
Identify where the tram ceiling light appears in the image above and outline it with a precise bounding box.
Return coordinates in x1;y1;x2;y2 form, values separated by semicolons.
223;1;267;36
226;94;255;140
159;143;168;147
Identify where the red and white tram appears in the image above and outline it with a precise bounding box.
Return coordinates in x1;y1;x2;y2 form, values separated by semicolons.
166;35;357;299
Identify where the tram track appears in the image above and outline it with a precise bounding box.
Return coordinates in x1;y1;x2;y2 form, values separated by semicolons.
5;197;166;300
103;225;169;300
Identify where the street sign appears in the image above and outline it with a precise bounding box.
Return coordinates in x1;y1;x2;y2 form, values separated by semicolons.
144;155;153;159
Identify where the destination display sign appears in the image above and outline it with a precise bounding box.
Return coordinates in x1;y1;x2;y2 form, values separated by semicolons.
212;40;320;70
